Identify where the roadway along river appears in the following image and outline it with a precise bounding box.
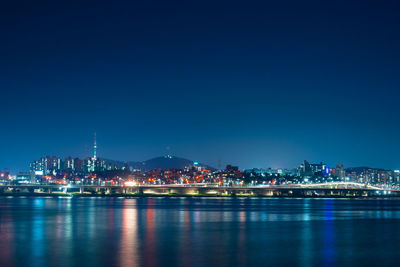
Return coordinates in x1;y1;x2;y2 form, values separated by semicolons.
0;197;399;266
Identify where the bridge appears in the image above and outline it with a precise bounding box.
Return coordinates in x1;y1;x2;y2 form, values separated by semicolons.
0;182;399;197
297;182;384;190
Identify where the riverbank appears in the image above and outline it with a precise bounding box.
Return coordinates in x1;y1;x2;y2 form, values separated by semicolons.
0;192;399;198
2;183;399;198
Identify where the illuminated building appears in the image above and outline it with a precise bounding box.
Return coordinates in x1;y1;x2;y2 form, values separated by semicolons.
30;156;61;175
336;163;345;180
93;132;97;161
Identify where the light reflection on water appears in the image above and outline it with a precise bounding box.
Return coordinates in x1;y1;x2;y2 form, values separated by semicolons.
1;197;400;266
119;199;138;267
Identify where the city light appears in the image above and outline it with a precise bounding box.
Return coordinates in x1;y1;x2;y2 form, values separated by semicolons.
124;181;137;187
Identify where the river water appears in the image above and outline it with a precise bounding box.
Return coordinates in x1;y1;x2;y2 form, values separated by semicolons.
0;197;399;267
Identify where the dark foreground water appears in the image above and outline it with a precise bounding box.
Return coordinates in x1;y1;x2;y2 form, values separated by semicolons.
1;197;400;267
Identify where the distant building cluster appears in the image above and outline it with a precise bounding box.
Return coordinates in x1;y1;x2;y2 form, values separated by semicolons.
1;136;399;188
29;156;126;176
24;157;243;186
243;160;400;188
0;158;398;190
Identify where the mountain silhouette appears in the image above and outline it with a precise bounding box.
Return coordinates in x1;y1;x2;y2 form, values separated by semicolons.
126;156;214;171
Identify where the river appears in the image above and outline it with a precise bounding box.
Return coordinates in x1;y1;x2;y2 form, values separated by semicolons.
0;197;399;266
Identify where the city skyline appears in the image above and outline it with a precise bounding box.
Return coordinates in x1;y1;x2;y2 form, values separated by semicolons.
1;131;400;172
3;152;397;190
2;0;400;171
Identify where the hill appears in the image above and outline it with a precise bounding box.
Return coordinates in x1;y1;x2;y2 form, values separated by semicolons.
127;156;214;171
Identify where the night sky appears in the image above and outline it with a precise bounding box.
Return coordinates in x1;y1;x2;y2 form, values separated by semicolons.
1;0;400;171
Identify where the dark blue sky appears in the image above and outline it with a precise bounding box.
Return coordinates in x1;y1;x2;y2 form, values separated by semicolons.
1;0;400;171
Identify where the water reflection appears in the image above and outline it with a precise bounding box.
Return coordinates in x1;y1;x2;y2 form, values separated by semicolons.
322;200;336;266
31;199;45;267
0;208;14;266
178;208;192;266
119;199;138;267
144;199;157;267
1;197;400;267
